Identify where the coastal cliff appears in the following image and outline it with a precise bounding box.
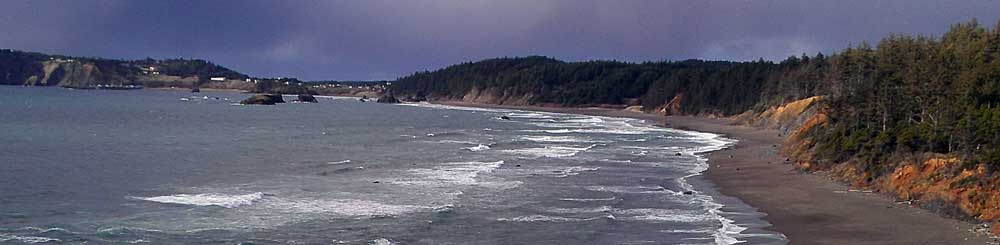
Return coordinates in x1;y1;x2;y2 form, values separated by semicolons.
389;20;1000;235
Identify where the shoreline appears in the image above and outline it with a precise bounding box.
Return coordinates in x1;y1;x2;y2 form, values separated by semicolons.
436;101;994;244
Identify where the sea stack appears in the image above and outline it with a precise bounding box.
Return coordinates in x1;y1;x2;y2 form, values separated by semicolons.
296;94;318;103
240;94;285;105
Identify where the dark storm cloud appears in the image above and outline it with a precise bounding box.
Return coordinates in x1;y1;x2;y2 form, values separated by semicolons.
1;0;998;80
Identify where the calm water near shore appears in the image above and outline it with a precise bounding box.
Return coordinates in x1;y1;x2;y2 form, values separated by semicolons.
0;87;784;244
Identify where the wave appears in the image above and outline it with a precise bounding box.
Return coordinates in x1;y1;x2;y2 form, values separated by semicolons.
496;214;603;222
131;192;264;208
583;185;675;195
369;238;393;245
558;197;617;202
397;102;512;113
0;233;60;244
518;135;597;143
394;161;506;187
549;166;601;178
612;208;712;223
465;144;490;152
265;198;434;217
327;160;352;165
546;205;613;214
501;144;600;159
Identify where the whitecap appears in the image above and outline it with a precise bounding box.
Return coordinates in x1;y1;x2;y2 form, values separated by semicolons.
465;144;490;152
558;197;617;202
496;214;600;222
327;160;352;165
519;135;597;143
369;238;393;245
612;208;712;223
131;192;264;208
0;234;60;243
393;161;505;187
501;144;599;159
546;205;613;214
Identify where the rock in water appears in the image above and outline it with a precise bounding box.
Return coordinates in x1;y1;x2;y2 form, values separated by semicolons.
296;94;318;103
240;94;286;105
376;94;400;104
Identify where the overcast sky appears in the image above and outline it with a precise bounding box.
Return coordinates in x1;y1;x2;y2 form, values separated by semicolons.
2;0;998;80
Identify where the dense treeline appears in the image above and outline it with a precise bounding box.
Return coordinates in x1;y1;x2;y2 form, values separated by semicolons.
392;56;828;115
134;58;248;81
0;49;46;84
812;20;1000;175
392;20;1000;175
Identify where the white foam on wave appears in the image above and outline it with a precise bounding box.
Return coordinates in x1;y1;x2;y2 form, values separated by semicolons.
465;144;490;152
612;208;712;223
131;192;264;208
548;166;601;178
369;238;393;245
0;234;60;243
558;197;617;202
546;205;613;214
665;127;749;244
431;139;479;145
496;214;603;222
519;135;598;143
583;185;674;194
394;161;508;188
501;144;600;159
327;160;352;165
397;102;512;113
266;198;432;217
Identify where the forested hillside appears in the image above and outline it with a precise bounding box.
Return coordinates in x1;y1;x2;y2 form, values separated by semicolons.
392;55;829;115
391;20;1000;226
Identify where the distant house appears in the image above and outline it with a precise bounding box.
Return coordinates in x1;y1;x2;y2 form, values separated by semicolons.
210;77;226;81
140;66;160;75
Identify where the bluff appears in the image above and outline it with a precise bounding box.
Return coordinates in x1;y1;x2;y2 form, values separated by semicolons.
390;20;1000;233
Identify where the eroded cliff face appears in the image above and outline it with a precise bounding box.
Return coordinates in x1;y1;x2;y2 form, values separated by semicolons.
732;96;822;133
760;98;1000;234
23;60;130;87
458;87;535;105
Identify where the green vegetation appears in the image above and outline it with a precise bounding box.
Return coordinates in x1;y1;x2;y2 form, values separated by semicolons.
392;56;828;115
813;20;1000;176
392;20;1000;176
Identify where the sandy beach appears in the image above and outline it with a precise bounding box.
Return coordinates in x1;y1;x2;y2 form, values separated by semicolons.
438;101;995;244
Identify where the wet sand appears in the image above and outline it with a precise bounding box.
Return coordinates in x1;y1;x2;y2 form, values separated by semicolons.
437;101;995;244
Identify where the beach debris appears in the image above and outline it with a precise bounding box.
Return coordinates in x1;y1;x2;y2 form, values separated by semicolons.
675;152;682;156
682;191;694;195
500;115;511;120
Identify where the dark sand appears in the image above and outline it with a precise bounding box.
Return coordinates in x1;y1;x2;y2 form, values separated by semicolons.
438;101;996;244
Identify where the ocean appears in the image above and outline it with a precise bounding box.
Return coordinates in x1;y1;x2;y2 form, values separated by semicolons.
0;86;785;244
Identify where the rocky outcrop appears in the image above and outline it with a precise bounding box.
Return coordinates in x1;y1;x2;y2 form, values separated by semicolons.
295;94;318;103
240;94;285;105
